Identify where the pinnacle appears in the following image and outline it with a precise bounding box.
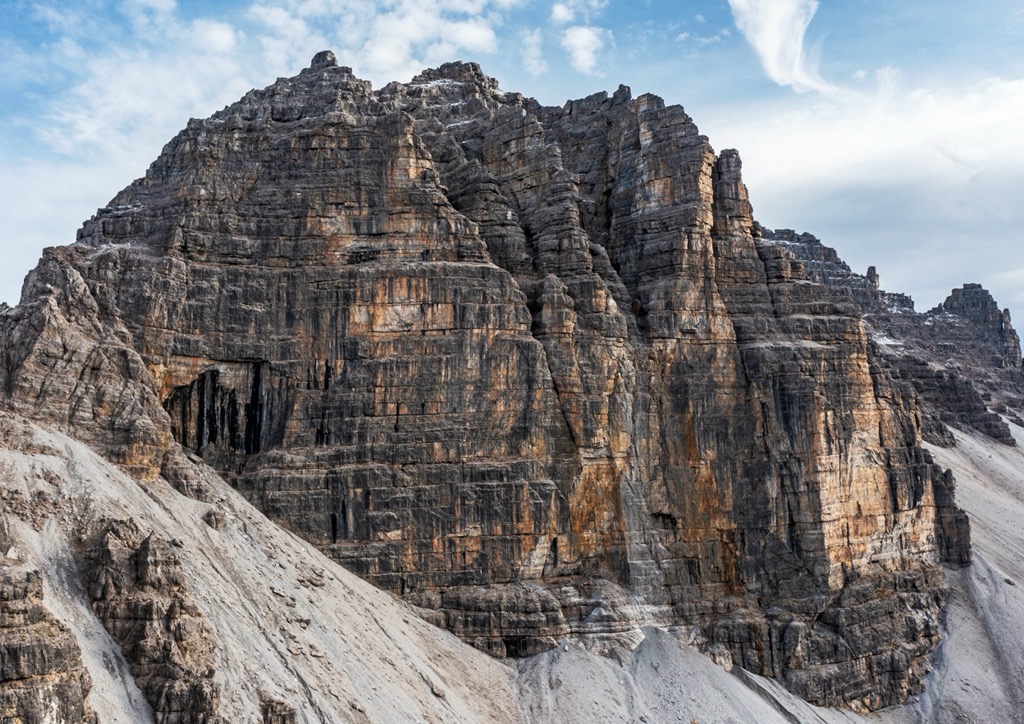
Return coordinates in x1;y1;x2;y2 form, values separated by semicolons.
310;50;338;70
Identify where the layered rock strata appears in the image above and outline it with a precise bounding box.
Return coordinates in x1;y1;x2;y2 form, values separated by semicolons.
933;284;1023;370
0;565;97;723
762;230;1023;446
81;519;221;723
0;52;974;710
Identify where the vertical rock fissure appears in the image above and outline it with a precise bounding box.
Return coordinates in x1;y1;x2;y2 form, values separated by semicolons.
244;362;264;454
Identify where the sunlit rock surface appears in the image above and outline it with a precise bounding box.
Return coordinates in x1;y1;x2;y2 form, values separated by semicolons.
0;53;981;711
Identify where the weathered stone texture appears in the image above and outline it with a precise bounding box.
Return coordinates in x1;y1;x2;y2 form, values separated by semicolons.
0;252;171;480
0;54;979;710
0;566;96;723
81;519;221;723
260;697;298;724
762;230;1023;447
936;284;1023;369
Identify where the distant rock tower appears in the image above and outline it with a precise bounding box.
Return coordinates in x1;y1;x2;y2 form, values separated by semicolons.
940;284;1023;368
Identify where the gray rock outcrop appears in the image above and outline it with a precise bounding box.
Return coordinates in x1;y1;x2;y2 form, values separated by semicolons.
81;519;221;723
0;565;96;723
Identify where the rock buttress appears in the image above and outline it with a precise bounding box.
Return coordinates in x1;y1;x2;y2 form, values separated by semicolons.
762;230;1023;446
0;566;97;723
4;55;971;711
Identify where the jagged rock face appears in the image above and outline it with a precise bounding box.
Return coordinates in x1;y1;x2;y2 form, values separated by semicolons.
0;566;96;723
765;230;1024;446
81;519;221;723
759;229;914;314
0;254;171;481
937;284;1023;369
4;54;972;710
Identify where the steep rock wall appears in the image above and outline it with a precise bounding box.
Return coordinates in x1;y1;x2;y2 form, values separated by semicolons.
2;52;971;711
0;565;96;723
763;229;1023;446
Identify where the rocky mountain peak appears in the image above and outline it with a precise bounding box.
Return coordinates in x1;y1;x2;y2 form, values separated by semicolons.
935;284;1022;368
917;284;1022;375
0;53;986;714
937;282;1002;320
310;49;338;69
410;60;500;92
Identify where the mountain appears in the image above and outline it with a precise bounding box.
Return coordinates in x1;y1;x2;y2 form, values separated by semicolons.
1;51;1020;721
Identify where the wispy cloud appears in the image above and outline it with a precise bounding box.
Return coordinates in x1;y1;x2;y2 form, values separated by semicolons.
726;0;835;94
521;29;548;74
549;0;607;26
711;74;1024;308
560;25;611;75
551;3;574;24
676;28;731;47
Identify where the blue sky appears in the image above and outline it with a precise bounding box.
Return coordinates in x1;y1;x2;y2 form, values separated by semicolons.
2;0;1023;315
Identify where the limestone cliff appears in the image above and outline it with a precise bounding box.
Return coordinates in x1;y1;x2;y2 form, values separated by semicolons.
762;229;1024;446
0;52;976;711
0;565;96;723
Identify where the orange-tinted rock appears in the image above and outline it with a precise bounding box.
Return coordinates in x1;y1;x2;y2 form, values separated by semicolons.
0;55;972;710
764;230;1023;447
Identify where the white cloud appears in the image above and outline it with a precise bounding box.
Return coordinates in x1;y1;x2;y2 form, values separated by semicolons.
122;0;180;38
132;0;177;11
550;0;606;26
551;3;573;24
31;4;97;34
726;0;836;94
521;29;548;75
248;4;328;73
358;3;490;78
675;29;728;47
447;18;497;52
694;14;705;23
874;65;900;96
711;75;1024;309
191;19;241;54
560;25;611;75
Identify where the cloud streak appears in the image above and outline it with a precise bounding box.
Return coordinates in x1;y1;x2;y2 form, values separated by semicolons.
550;0;607;26
727;0;835;94
560;25;611;75
521;29;548;74
710;74;1024;309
